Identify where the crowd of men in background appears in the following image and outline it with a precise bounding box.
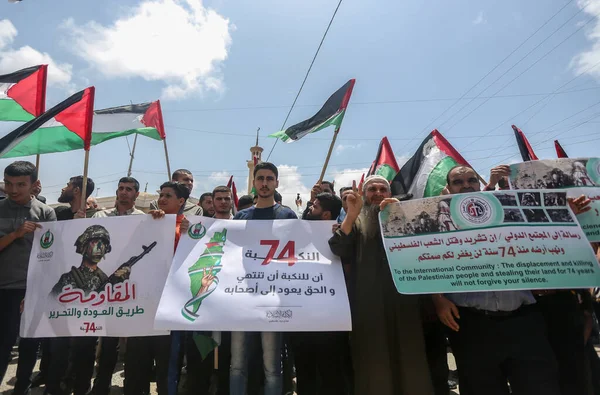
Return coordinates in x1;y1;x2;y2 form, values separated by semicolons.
0;159;600;395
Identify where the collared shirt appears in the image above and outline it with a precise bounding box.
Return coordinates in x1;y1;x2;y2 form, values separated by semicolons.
92;206;145;217
445;290;536;312
0;197;57;289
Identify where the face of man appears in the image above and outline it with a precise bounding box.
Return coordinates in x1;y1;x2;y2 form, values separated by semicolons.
58;181;77;203
447;167;480;195
116;182;139;207
254;169;278;199
341;190;352;210
83;239;108;264
201;196;215;216
307;198;331;220
321;183;333;195
173;172;194;193
364;182;391;206
4;174;34;205
87;197;98;210
213;191;232;214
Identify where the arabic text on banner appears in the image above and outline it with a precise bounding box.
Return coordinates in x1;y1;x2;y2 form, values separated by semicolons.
21;215;176;337
509;158;600;242
378;190;600;294
155;217;352;332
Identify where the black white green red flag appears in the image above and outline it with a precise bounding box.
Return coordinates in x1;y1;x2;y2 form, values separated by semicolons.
269;79;355;143
366;137;400;181
0;98;164;158
554;139;568;158
0;87;95;158
391;129;471;198
0;65;47;121
512;125;538;162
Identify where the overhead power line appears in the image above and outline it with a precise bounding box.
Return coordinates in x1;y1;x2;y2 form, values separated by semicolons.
265;0;344;162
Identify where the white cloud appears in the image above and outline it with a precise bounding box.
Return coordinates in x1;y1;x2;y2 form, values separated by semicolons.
571;0;600;80
0;20;17;49
275;165;310;210
335;143;362;155
62;0;233;100
472;11;487;25
332;167;369;190
0;19;73;90
209;171;230;185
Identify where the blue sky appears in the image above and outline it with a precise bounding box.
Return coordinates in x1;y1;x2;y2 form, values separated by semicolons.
1;0;600;206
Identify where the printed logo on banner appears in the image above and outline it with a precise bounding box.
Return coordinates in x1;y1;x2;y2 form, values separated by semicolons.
458;196;493;225
182;229;227;321
266;309;293;322
40;230;54;249
188;223;207;239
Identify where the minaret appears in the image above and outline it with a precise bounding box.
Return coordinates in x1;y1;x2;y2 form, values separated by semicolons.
247;128;263;194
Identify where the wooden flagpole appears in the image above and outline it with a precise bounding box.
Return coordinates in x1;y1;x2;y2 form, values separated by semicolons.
35;154;40;170
318;126;340;183
127;134;138;177
81;150;90;211
163;138;172;180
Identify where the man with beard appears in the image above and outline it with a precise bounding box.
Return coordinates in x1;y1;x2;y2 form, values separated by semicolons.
292;193;350;395
329;175;434;395
230;162;296;395
433;165;560;395
213;185;234;219
150;169;203;215
302;180;335;219
39;176;95;395
199;192;215;217
55;176;96;220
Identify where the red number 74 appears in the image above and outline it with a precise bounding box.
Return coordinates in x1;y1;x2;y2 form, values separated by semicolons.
260;240;296;266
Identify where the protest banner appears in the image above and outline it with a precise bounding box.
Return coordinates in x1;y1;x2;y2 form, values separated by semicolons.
379;190;600;294
509;158;600;242
155;217;351;331
20;215;175;337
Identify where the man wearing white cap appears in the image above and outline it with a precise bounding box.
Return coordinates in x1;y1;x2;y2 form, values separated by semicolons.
328;175;434;395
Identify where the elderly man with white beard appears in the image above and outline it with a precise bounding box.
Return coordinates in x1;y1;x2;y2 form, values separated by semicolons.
328;175;434;395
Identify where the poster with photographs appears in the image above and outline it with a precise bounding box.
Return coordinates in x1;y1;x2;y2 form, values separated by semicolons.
20;215;176;338
509;158;600;242
379;190;600;295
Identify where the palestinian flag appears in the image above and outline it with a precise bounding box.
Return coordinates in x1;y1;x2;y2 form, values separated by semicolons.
366;137;400;181
227;175;239;210
91;101;165;145
554;139;568;158
0;65;47;122
0;98;164;158
391;129;471;198
0;87;95;158
512;125;538;161
269;79;355;142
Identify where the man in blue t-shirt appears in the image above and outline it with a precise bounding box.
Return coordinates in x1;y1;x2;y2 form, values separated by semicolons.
231;162;296;395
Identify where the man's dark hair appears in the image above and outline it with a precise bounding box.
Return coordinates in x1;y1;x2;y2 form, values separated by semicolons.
321;181;334;194
315;192;342;219
212;185;231;195
4;161;37;183
238;194;253;208
160;181;190;200
274;191;282;204
200;192;212;203
172;169;192;180
339;186;352;195
446;165;473;185
253;162;278;179
70;176;95;198
118;177;140;192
